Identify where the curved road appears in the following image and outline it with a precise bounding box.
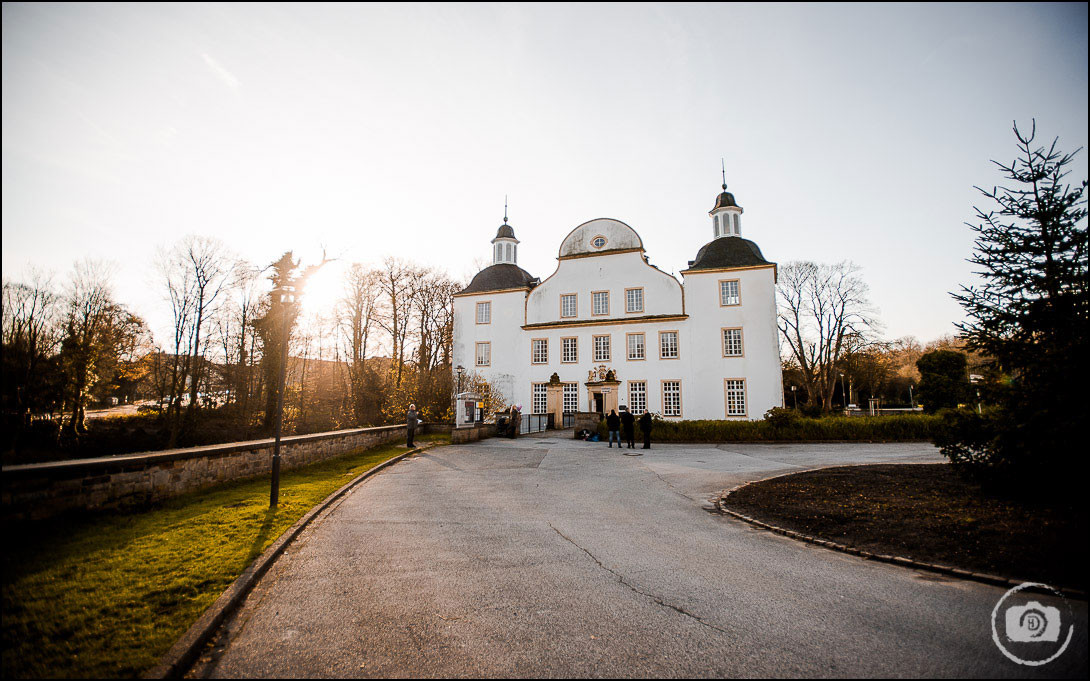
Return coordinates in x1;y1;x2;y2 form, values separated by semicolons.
198;438;1087;678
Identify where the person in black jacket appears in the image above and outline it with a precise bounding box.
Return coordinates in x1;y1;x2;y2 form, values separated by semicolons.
406;404;419;447
639;410;653;449
619;405;636;449
606;409;621;448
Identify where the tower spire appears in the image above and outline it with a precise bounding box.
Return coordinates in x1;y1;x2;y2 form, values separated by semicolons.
492;196;519;265
710;160;742;239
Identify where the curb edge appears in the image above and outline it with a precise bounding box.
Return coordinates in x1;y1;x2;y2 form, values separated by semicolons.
713;467;1088;602
143;441;441;679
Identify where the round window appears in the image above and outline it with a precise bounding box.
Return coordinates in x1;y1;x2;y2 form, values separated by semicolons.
591;236;607;249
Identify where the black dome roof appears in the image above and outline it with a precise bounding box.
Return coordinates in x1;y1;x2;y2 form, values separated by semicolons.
687;237;772;271
711;191;739;211
495;223;515;239
459;263;537;294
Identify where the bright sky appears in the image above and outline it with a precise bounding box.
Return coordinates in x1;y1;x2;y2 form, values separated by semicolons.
3;3;1087;346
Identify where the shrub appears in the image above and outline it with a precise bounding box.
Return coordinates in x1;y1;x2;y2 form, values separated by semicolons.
763;407;800;427
933;408;1001;469
917;350;971;413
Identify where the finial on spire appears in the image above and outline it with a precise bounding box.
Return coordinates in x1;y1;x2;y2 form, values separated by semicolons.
503;195;508;225
721;158;727;190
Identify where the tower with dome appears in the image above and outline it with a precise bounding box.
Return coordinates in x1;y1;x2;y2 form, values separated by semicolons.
452;179;783;422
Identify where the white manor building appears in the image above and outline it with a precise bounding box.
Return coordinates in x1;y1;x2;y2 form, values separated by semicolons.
452;183;783;421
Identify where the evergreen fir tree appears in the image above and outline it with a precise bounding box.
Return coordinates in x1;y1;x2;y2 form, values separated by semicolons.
947;120;1088;477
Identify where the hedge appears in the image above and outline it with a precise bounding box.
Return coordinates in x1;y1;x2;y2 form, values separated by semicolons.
594;413;939;442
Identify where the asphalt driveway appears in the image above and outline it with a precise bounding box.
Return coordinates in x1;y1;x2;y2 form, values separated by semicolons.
197;437;1087;678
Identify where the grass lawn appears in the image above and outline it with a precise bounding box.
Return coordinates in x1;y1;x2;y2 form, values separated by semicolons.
2;433;449;679
722;463;1086;591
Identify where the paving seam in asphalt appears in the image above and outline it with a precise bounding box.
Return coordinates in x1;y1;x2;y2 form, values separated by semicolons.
144;441;443;679
713;464;1088;601
635;459;702;502
547;522;732;636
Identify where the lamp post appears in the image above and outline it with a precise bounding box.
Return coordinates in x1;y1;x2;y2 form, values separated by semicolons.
909;383;915;409
791;385;797;410
839;372;846;410
453;364;465;424
976;389;982;415
270;285;296;508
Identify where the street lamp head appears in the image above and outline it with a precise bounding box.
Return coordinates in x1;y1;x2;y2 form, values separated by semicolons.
455;365;465;375
275;285;297;304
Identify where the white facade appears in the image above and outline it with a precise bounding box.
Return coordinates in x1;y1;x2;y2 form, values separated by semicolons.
453;190;783;420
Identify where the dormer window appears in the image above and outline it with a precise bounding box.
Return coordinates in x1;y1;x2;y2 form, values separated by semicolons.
591;235;607;249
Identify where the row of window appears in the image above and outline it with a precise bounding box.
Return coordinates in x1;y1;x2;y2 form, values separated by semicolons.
473;280;743;325
528;379;748;417
714;213;741;238
476;329;745;367
493;242;517;263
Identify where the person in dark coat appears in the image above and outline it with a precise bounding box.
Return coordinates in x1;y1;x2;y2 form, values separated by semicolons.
606;409;621;448
619;405;636;449
507;405;521;438
639;410;653;449
406;403;420;447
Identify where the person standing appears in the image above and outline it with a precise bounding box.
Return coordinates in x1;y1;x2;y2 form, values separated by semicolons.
620;405;636;449
406;403;419;447
508;405;521;439
606;409;621;448
639;410;653;449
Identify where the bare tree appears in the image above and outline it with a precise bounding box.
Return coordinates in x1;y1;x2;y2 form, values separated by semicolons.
777;261;877;412
339;263;383;424
210;261;263;415
178;237;234;426
59;260;117;435
413;270;459;371
2;271;63;428
375;257;422;388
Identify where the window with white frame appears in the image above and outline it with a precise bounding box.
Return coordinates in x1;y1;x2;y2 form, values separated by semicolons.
719;280;740;306
532;383;548;414
593;335;611;362
627;333;645;360
662;380;681;416
592;291;609;316
561;294;577;318
659;331;678;359
563;383;578;412
722;328;743;357
625;288;644;313
562;337;578;363
531;339;548;364
475;342;490;366
725;379;746;416
629;381;646;414
476;301;491;324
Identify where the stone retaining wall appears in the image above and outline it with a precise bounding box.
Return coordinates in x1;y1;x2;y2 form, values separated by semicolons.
1;424;441;521
451;423;494;444
573;411;603;433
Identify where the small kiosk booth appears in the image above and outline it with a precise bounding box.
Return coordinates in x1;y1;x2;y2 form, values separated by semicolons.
454;392;482;429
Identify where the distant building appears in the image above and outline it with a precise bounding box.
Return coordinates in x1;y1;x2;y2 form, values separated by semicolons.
452;182;783;420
